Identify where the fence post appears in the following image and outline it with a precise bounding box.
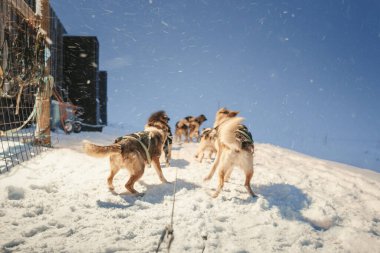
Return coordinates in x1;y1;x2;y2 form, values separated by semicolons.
35;0;51;146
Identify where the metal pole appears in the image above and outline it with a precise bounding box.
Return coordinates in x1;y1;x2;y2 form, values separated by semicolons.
35;0;51;146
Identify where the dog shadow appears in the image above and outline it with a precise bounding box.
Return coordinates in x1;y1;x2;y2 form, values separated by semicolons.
96;179;200;208
169;158;190;169
96;199;132;209
256;183;331;231
139;179;199;204
171;146;182;151
257;183;311;220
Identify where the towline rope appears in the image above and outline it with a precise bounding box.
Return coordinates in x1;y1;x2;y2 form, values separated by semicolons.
155;166;178;252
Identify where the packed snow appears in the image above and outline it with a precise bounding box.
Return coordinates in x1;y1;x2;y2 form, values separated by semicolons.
1;126;380;252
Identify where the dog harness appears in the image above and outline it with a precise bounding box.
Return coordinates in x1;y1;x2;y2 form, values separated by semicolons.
200;128;215;139
235;125;254;151
114;131;152;164
213;123;254;150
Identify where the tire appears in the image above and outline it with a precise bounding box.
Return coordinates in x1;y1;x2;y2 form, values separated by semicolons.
64;121;73;133
73;122;82;133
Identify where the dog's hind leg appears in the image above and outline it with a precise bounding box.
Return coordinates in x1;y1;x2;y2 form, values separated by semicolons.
125;162;145;195
208;150;215;160
108;155;122;191
203;148;221;181
224;168;233;182
152;156;168;183
174;133;178;142
212;166;226;198
239;152;256;197
168;143;172;161
198;151;205;163
244;169;256;197
125;171;144;194
195;147;204;162
164;143;172;167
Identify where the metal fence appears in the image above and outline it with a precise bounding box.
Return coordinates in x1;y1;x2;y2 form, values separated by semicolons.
0;0;48;173
0;93;45;173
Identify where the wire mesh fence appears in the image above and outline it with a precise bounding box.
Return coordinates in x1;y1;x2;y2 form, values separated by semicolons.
0;88;45;173
0;0;49;173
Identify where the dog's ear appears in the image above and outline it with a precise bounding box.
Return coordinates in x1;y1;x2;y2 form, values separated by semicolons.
199;114;207;121
228;110;239;117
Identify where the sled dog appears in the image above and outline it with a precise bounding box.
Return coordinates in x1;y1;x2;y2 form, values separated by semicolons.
83;111;170;194
194;128;217;162
188;114;207;142
145;111;172;167
204;108;256;198
175;116;194;142
175;114;207;142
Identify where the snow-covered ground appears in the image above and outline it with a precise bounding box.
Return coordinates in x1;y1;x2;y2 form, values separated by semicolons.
1;126;380;253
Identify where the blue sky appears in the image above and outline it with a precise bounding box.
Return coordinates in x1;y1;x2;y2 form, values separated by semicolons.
50;0;380;172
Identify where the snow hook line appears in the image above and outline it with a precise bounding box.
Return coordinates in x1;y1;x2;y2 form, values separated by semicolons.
155;225;174;253
155;166;178;252
201;234;208;253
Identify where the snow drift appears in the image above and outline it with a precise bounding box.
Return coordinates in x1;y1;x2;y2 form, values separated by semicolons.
1;127;379;252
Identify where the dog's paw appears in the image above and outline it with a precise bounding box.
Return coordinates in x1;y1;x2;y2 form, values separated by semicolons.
109;189;118;195
212;191;220;198
161;179;172;184
160;178;169;184
203;176;211;182
251;193;258;198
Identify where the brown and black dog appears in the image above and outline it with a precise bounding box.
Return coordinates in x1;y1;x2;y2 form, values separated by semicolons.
175;116;193;142
175;114;207;142
189;114;207;142
145;110;172;167
203;108;256;198
83;111;171;195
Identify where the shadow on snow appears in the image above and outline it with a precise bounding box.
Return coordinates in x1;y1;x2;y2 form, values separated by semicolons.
257;183;332;231
96;178;199;208
169;158;190;169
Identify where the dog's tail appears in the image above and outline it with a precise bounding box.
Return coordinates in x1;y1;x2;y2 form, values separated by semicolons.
219;117;245;151
82;140;121;158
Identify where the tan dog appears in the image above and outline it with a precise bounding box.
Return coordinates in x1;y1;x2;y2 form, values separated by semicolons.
204;108;256;198
175;116;194;142
83;111;170;195
188;114;207;142
174;116;194;142
175;115;207;142
195;128;217;162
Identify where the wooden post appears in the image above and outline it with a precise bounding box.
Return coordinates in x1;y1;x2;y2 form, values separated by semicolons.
35;0;52;146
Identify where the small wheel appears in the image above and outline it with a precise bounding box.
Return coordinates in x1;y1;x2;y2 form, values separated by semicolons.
64;121;73;133
73;122;82;133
